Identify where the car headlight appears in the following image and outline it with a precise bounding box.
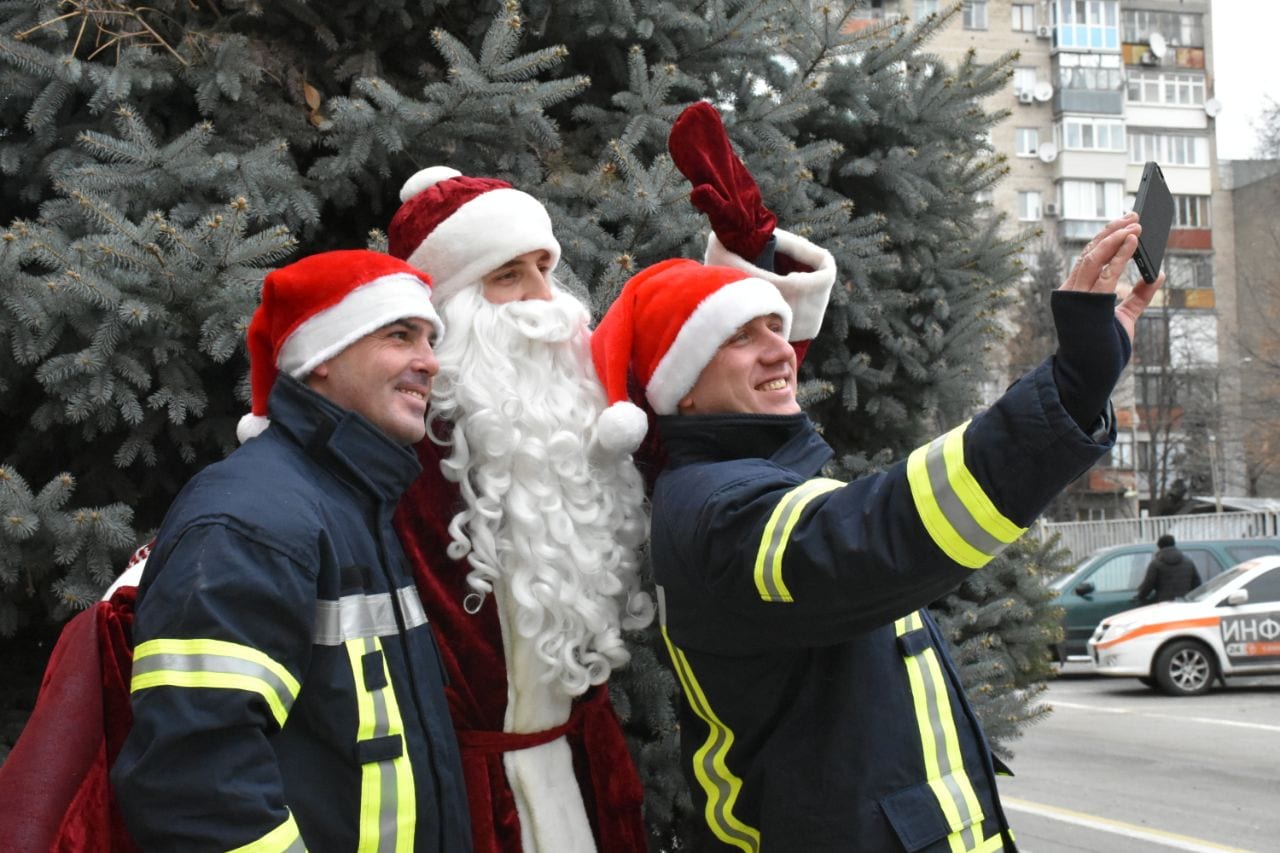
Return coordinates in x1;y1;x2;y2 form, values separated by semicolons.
1096;620;1136;644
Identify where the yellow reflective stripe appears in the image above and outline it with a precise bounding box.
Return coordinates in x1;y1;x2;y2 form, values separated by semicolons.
895;612;986;846
227;811;305;852
753;478;843;602
131;638;300;728
966;830;1008;852
906;423;1026;569
660;626;761;853
940;427;1024;544
345;637;416;853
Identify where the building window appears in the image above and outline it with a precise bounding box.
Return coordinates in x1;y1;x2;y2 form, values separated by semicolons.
1121;9;1204;48
1061;179;1124;220
1012;3;1036;31
1172;195;1211;229
1018;191;1042;221
1015;127;1040;156
1056;65;1125;93
1059;117;1125;151
1012;66;1038;95
1164;254;1213;288
915;0;940;16
1126;70;1205;106
1053;0;1119;50
964;0;988;30
1128;132;1209;167
1106;431;1134;468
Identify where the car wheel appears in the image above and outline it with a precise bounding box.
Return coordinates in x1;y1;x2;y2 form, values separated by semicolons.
1153;640;1216;696
1137;676;1156;689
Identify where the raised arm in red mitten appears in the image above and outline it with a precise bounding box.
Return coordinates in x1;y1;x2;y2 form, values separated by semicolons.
669;101;837;362
668;102;777;263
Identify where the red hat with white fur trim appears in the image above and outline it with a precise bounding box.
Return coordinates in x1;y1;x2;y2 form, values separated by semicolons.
237;250;442;443
387;166;561;304
590;258;794;454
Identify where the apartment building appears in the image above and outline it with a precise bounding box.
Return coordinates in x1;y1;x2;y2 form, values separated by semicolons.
860;0;1235;519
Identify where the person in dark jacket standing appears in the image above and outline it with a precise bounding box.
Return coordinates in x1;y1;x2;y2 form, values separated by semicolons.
1135;534;1203;603
589;213;1162;852
111;251;471;852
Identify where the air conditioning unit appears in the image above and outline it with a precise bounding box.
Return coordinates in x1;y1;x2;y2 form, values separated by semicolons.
1017;90;1035;104
1043;202;1059;217
1036;25;1052;39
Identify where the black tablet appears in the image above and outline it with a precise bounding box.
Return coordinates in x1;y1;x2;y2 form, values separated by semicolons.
1132;161;1173;284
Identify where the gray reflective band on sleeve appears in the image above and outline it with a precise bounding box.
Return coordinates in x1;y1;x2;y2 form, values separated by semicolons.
921;439;1008;559
314;585;429;646
131;651;298;715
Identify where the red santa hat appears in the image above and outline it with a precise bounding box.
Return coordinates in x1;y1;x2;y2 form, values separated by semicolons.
590;259;794;453
237;249;443;443
387;166;562;304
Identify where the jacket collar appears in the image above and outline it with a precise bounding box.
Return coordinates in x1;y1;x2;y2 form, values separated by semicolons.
265;375;422;503
657;411;833;476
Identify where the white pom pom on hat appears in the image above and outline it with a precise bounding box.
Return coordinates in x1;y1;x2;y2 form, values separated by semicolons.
399;166;462;203
595;400;650;456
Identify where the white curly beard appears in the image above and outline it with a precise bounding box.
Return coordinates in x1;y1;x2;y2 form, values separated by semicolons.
428;283;654;698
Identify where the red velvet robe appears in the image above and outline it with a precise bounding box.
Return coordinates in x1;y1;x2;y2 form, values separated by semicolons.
393;438;647;853
0;589;138;852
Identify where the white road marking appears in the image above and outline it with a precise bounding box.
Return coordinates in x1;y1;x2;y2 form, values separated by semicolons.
1050;700;1280;733
1003;797;1254;852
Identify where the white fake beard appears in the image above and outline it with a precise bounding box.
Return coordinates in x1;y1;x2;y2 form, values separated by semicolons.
428;284;653;696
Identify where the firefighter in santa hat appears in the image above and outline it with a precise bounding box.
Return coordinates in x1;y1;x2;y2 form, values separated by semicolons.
588;208;1161;849
107;250;471;851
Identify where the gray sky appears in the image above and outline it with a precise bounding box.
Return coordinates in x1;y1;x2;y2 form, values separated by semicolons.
1211;0;1279;159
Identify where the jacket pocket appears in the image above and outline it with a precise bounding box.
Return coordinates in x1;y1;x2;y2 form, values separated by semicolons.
880;780;956;852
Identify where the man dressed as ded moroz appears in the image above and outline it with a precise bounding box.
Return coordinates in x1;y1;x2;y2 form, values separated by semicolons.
591;154;1163;849
111;251;471;851
382;128;836;851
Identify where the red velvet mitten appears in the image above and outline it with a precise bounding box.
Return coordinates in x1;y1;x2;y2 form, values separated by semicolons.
668;102;777;261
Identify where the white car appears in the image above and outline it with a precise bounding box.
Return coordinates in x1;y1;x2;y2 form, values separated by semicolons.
1088;555;1280;696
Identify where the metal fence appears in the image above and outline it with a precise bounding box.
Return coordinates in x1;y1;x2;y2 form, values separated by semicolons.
1029;511;1280;564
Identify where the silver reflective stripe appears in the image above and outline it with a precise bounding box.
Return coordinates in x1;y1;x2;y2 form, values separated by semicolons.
911;646;981;847
396;585;428;632
365;635;401;853
657;586;761;852
896;612;985;847
132;651;297;718
348;636;408;852
753;478;843;602
921;437;1007;558
314;585;428;646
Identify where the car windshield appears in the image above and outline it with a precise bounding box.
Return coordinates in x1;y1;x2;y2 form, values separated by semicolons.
1186;565;1250;602
1049;554;1106;591
1048;571;1077;591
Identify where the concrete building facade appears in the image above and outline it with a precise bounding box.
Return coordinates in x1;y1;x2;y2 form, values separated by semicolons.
859;0;1239;519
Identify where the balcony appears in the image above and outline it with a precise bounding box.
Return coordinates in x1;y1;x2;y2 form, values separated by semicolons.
1057;218;1109;242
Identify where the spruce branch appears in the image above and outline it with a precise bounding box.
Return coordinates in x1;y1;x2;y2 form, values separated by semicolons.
16;2;187;66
